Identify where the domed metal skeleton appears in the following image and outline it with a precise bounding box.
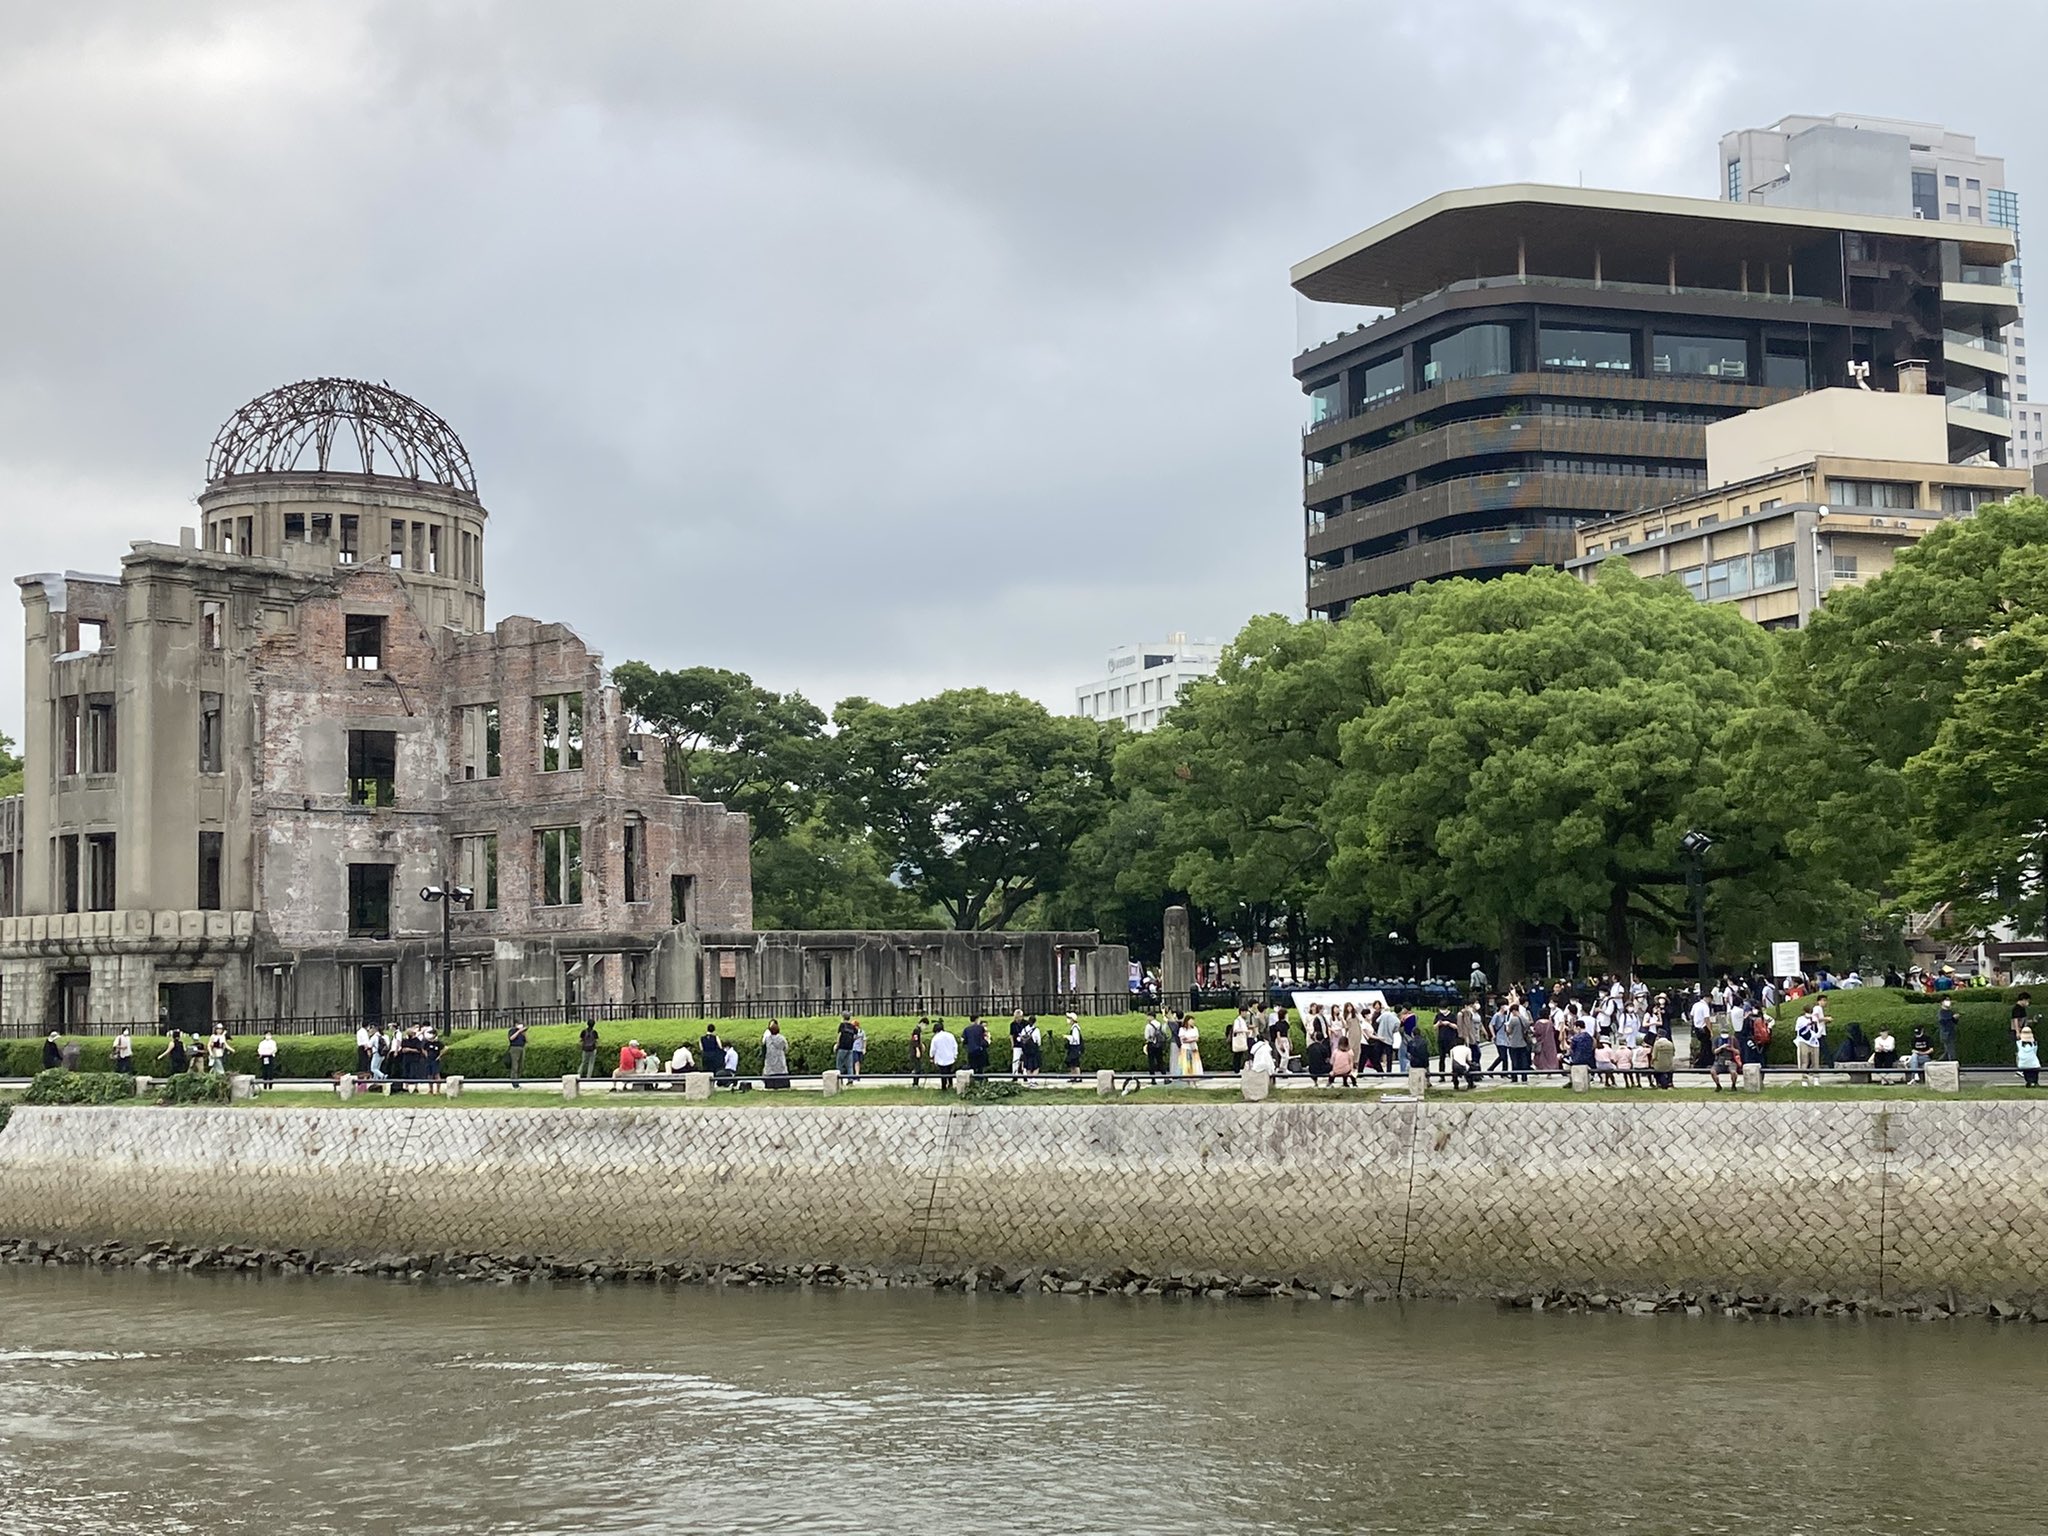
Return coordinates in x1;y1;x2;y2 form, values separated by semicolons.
206;378;478;498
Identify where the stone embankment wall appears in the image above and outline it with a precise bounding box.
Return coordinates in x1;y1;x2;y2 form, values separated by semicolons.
0;1101;2042;1305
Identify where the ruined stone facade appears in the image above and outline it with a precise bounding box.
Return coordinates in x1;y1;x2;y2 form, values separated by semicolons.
0;380;1125;1030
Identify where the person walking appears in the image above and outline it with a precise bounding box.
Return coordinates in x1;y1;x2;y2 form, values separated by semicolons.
1062;1013;1084;1081
762;1021;791;1089
1018;1017;1042;1078
41;1031;62;1072
834;1015;858;1079
354;1021;372;1077
1435;1008;1460;1074
1143;1012;1169;1083
257;1031;279;1088
111;1027;135;1076
909;1018;926;1087
1228;1010;1251;1071
1937;996;1960;1062
850;1022;867;1080
1504;1000;1533;1083
1794;1011;1823;1086
2019;1025;2040;1089
1468;960;1489;1000
579;1021;601;1078
159;1029;188;1075
1489;1002;1512;1080
1174;1015;1203;1078
929;1019;959;1091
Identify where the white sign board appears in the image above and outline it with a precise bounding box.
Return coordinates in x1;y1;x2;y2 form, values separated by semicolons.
1770;942;1802;979
1288;991;1391;1034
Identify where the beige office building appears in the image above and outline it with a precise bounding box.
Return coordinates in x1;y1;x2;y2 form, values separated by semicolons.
1568;385;2026;627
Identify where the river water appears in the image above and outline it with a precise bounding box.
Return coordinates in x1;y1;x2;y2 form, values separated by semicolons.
0;1265;2036;1534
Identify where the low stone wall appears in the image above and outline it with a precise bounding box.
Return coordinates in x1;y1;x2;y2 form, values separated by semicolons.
0;1100;2043;1306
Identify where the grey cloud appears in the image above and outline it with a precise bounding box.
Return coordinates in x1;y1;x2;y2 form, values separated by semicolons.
0;0;2037;738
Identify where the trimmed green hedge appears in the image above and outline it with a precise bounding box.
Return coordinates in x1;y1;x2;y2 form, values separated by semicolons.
22;1070;138;1105
156;1073;234;1105
6;1010;1255;1082
1771;989;2028;1066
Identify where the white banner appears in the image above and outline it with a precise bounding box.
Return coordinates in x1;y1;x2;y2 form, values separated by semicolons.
1288;991;1390;1026
1770;942;1802;979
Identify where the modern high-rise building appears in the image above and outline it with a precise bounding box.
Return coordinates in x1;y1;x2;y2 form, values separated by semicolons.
1292;184;2017;616
1718;113;2043;465
1073;635;1220;732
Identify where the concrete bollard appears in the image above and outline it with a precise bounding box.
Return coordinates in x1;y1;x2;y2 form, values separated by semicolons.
1742;1063;1764;1094
134;1076;156;1095
229;1073;254;1102
560;1074;580;1100
1239;1067;1272;1102
821;1069;841;1098
1095;1069;1115;1099
685;1071;714;1101
443;1076;463;1100
1407;1067;1429;1098
336;1074;356;1100
1926;1060;1961;1093
1569;1064;1591;1093
952;1069;975;1096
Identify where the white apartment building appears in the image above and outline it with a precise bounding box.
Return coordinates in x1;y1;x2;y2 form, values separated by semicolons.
1073;635;1221;732
1719;113;2043;466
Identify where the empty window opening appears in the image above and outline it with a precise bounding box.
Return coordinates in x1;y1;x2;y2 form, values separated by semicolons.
390;519;406;568
197;830;222;911
200;600;224;651
284;513;306;542
235;516;252;556
344;614;384;671
536;825;582;906
348;863;393;938
623;815;646;904
199;692;223;774
58;697;81;777
455;833;499;910
338;515;359;564
455;702;500;780
428;524;442;575
671;873;695;926
58;834;80;913
347;729;398;807
52;972;90;1029
84;695;115;774
85;833;115;912
310;513;332;545
76;618;108;653
538;692;583;772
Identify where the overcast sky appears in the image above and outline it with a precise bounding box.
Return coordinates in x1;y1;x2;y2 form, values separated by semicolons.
3;0;2043;741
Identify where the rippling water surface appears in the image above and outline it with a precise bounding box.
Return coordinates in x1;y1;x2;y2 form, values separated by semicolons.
0;1264;2038;1534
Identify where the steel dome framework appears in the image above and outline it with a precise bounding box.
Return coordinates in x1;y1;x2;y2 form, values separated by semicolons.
206;378;478;498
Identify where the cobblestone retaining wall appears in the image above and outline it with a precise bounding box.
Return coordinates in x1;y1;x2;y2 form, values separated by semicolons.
0;1100;2042;1304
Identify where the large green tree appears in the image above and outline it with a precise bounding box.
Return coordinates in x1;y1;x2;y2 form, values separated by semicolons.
0;729;20;798
749;817;935;930
612;661;826;842
1323;566;1825;979
1785;496;2048;939
829;689;1115;930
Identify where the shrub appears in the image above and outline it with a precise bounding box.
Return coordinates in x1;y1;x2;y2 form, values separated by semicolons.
23;1070;138;1105
156;1073;235;1105
960;1076;1026;1104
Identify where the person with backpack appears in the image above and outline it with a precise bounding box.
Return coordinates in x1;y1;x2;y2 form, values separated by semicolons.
1063;1014;1084;1081
1794;1011;1821;1086
505;1021;527;1087
834;1015;858;1079
1143;1013;1169;1083
578;1020;601;1078
1017;1017;1041;1078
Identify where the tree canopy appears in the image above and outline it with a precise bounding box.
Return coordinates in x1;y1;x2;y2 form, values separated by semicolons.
0;729;20;799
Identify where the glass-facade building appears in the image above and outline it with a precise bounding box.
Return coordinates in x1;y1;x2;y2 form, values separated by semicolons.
1292;185;2019;618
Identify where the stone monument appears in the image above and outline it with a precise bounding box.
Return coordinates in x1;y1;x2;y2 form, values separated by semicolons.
1161;905;1195;1003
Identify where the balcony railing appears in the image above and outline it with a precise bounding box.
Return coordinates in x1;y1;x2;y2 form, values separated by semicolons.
1944;328;2007;356
1947;390;2011;419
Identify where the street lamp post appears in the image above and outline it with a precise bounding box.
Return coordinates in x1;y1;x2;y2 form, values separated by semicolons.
1680;830;1715;993
421;880;475;1039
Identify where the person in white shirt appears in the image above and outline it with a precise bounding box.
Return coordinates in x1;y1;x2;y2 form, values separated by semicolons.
669;1044;694;1074
929;1020;960;1092
1248;1036;1275;1076
111;1028;135;1076
355;1023;372;1077
256;1032;279;1088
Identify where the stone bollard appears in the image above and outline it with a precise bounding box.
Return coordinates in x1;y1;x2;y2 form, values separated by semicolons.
560;1074;580;1100
1095;1069;1115;1099
444;1076;463;1100
1407;1067;1429;1098
336;1074;356;1100
952;1069;974;1096
229;1073;254;1102
134;1076;156;1095
1569;1064;1591;1093
1742;1063;1764;1094
1239;1067;1272;1102
821;1069;841;1098
1926;1060;1961;1093
685;1071;714;1101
